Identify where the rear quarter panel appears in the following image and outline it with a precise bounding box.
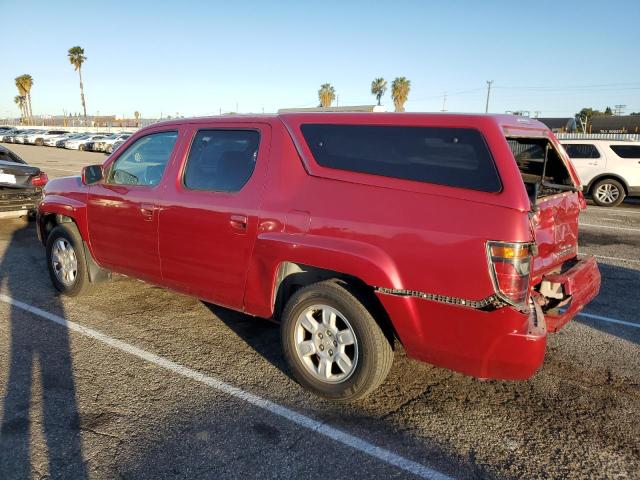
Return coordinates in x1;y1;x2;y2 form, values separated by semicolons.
245;116;534;317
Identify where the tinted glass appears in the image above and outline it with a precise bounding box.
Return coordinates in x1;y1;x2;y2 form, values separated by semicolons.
0;149;24;164
108;131;178;186
563;144;600;159
183;130;260;192
300;124;501;192
610;145;640;158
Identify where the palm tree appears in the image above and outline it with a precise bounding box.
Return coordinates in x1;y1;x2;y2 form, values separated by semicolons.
14;95;27;122
15;75;34;123
134;111;140;127
21;75;34;122
318;83;336;108
370;77;387;106
391;77;411;112
68;46;88;125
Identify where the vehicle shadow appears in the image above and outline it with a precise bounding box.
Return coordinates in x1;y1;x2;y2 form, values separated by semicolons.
576;262;640;345
0;221;87;479
202;302;288;375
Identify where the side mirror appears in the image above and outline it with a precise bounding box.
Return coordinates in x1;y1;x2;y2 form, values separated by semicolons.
82;165;104;185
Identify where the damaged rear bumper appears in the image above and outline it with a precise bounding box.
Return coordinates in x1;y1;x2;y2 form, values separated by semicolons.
376;291;548;380
0;187;42;216
535;256;601;332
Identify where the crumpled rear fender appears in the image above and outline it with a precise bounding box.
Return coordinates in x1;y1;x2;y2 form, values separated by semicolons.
243;232;403;318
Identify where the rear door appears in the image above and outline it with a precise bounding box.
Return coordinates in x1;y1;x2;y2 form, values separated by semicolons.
158;123;271;309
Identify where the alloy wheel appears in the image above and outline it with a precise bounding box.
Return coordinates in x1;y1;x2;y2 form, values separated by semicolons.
594;183;620;205
293;304;358;383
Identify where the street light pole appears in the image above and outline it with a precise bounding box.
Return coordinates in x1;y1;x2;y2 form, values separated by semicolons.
485;80;493;113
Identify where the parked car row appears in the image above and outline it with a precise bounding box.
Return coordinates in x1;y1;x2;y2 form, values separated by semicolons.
0;127;131;153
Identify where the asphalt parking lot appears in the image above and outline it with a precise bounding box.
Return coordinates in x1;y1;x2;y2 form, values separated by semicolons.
0;144;639;479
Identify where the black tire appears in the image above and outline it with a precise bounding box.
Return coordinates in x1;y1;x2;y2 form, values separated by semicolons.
78;145;85;151
280;280;393;402
46;224;90;296
591;178;626;207
35;138;43;146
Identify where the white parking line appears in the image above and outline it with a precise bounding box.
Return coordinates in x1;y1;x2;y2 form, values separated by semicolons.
586;207;640;215
579;253;640;263
0;294;452;480
578;312;640;329
580;223;640;232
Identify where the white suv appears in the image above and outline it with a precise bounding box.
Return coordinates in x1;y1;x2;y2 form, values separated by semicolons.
560;139;640;207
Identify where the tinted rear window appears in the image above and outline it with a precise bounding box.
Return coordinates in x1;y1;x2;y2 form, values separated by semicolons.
300;124;501;192
563;143;600;159
610;145;640;158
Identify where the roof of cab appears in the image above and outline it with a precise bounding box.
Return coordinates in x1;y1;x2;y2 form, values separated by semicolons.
144;112;550;132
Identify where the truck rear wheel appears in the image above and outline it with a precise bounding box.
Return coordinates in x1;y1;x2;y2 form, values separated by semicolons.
46;224;90;296
280;280;393;402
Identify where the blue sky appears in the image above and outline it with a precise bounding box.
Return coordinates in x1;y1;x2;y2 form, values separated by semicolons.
3;0;639;119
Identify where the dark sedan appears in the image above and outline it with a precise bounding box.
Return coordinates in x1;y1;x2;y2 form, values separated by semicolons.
0;145;48;219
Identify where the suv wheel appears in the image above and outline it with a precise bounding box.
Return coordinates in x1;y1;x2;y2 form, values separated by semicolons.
46;224;90;296
281;280;393;402
592;178;625;207
78;144;85;151
35;138;43;146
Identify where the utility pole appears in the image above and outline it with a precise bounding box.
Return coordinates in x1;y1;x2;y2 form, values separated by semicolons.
485;80;493;113
441;93;447;112
614;104;626;116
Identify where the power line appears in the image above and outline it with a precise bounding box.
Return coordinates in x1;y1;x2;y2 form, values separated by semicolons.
494;82;640;91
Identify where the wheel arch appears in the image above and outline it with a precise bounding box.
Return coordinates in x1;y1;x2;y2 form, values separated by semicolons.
38;196;89;245
587;174;629;195
272;262;398;347
243;232;404;345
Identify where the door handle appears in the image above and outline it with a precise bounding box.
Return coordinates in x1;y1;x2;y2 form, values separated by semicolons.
230;214;248;232
140;203;155;221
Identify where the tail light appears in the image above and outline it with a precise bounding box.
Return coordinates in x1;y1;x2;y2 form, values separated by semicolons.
487;241;532;310
31;172;49;187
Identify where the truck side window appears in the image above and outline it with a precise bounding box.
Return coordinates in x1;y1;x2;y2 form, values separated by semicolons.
107;131;178;186
183;130;259;192
300;124;501;192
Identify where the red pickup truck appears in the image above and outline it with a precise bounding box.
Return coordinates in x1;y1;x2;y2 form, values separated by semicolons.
37;113;601;401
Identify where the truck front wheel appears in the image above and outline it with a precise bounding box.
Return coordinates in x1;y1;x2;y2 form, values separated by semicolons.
280;280;393;402
46;224;90;296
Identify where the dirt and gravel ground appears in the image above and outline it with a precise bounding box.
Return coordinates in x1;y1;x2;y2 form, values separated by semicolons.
0;144;638;479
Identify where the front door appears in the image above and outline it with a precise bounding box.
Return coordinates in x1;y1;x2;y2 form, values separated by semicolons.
87;129;182;282
158;124;271;309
